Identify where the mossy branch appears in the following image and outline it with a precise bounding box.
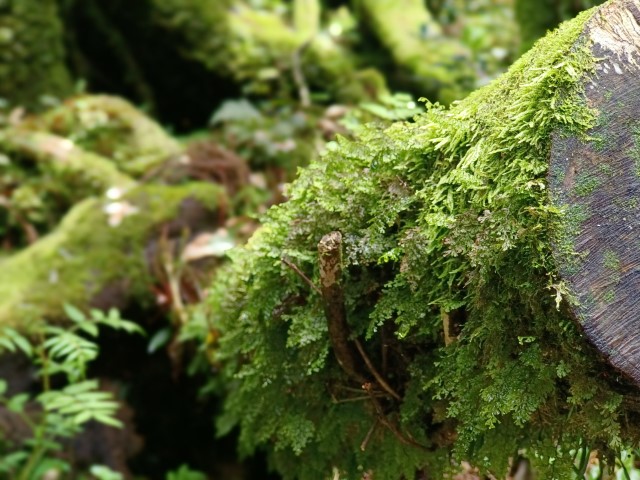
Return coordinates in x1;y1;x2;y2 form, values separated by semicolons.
0;129;135;190
318;231;365;383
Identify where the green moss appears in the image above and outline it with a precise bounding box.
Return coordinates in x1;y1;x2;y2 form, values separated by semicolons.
629;125;640;178
196;7;633;479
0;183;224;328
603;249;620;271
599;163;613;176
352;0;474;102
574;170;601;196
602;289;615;304
150;0;384;103
0;0;73;109
33;95;182;175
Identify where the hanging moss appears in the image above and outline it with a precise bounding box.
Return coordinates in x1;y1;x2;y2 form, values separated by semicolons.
0;0;73;109
199;6;640;479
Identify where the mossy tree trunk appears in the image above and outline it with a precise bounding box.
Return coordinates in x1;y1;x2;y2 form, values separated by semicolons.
204;1;640;478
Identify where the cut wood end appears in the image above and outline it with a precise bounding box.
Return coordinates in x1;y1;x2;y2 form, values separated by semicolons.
550;0;640;385
589;0;640;71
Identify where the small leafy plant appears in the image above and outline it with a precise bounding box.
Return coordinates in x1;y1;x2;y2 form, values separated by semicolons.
0;304;144;479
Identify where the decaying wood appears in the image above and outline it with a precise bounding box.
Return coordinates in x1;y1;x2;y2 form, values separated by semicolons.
550;0;640;385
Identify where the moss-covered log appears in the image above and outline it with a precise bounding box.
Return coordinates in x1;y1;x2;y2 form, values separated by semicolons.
30;95;183;175
0;129;135;191
202;1;640;478
156;0;386;103
0;0;73;109
0;182;226;328
352;0;474;103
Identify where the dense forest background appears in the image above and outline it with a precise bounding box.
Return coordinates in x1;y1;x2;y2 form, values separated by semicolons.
1;1;628;479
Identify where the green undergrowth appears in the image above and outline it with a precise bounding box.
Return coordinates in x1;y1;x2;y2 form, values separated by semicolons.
194;6;640;479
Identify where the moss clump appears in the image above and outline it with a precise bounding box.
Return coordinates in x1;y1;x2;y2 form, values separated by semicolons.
198;7;639;479
0;0;73;109
0;183;225;329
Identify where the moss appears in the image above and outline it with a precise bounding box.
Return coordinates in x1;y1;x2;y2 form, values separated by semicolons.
31;95;182;175
0;182;224;329
602;289;615;304
0;129;135;191
574;170;601;196
603;249;620;271
198;7;633;479
149;0;384;103
352;0;474;102
0;0;73;109
629;125;640;178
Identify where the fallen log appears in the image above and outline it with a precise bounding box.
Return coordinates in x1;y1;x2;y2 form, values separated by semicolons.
206;1;640;478
0;182;226;328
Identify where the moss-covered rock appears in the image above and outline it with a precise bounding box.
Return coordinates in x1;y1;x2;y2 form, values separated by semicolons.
201;3;640;478
0;0;73;109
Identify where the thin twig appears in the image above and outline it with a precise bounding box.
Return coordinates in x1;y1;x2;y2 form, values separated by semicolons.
292;40;312;108
282;257;321;295
160;228;188;326
331;395;382;404
364;385;431;452
360;420;379;451
354;339;401;401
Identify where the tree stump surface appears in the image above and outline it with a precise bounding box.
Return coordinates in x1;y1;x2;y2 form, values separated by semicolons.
550;0;640;384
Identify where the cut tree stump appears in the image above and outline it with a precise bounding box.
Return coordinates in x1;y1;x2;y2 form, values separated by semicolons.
550;0;640;385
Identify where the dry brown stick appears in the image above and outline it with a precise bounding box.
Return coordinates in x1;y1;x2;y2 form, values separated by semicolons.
318;231;366;383
282;257;321;295
354;339;401;401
